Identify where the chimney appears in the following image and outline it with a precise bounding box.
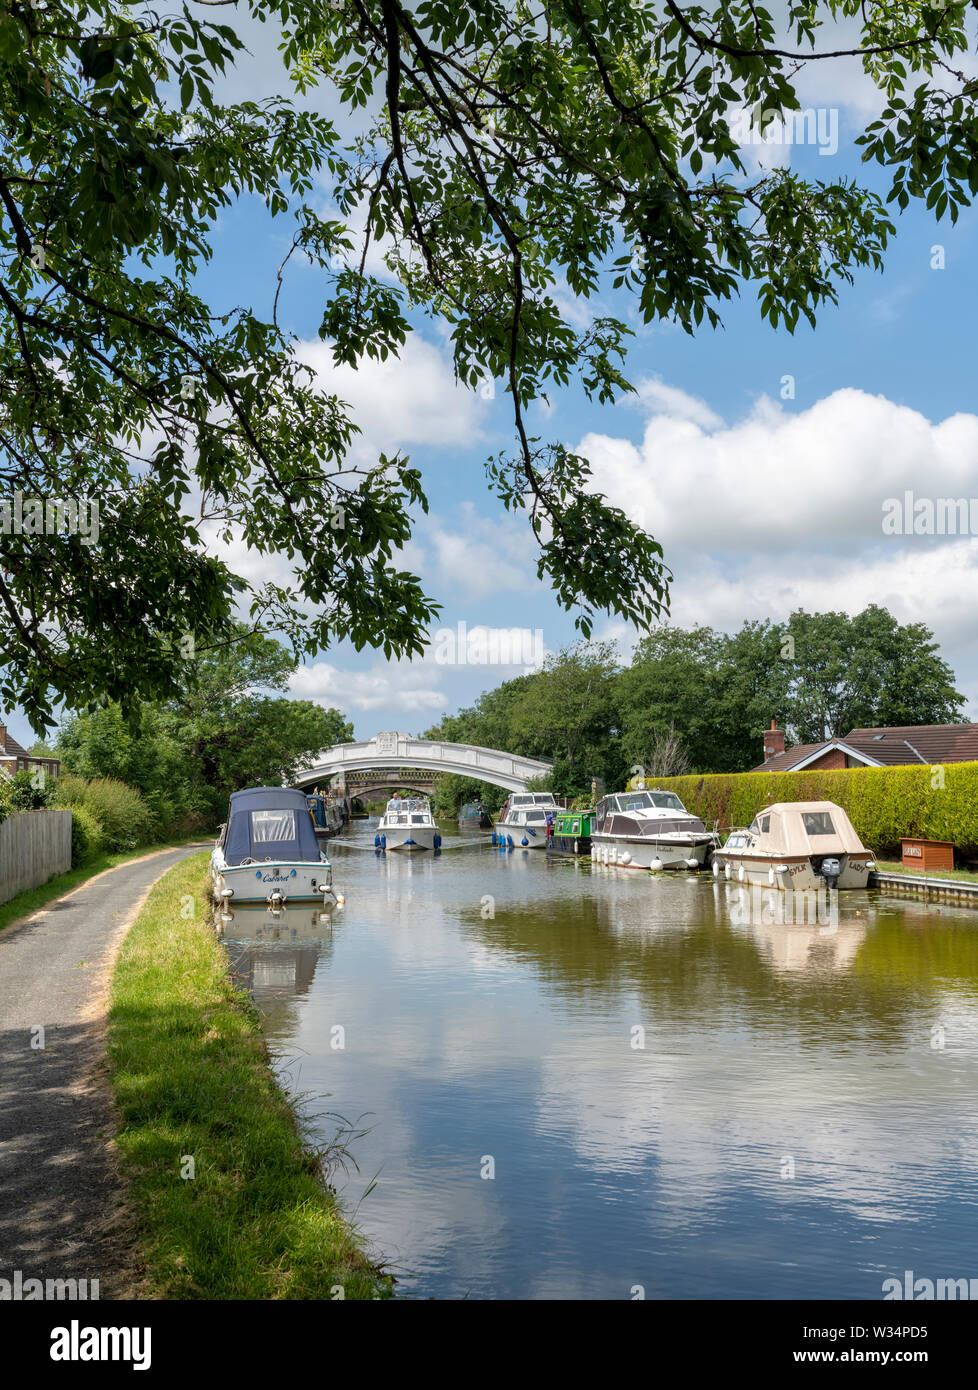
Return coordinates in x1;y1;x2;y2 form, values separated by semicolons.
763;719;785;762
0;723;6;752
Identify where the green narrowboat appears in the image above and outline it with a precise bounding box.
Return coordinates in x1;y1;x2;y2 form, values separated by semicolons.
548;808;595;856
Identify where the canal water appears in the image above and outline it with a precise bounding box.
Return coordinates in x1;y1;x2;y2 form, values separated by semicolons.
217;820;978;1300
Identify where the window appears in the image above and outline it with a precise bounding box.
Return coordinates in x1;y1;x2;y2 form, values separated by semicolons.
572;819;580;834
251;809;296;842
759;816;770;834
802;811;835;836
411;814;425;824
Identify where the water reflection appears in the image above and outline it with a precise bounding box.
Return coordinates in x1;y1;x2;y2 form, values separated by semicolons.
215;824;978;1299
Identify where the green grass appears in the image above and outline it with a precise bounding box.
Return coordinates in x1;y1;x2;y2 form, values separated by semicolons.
875;859;978;884
0;838;206;935
108;853;391;1300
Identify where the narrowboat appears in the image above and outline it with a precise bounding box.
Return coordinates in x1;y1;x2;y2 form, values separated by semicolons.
712;801;875;891
458;800;493;831
211;787;336;906
494;792;558;849
375;796;441;851
306;790;343;839
590;788;718;869
547;807;595;856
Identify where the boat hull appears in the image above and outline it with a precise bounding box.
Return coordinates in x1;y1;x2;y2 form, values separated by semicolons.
211;856;334;903
495;822;548;849
459;813;492;831
713;852;873;891
381;825;438;852
590;833;712;870
548;834;592;857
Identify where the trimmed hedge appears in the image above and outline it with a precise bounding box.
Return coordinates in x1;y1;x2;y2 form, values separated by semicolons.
652;762;978;860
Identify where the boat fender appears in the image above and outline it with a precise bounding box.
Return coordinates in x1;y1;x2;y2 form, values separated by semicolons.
491;831;497;846
650;858;662;872
374;834;381;847
724;863;731;880
738;865;745;882
620;852;631;866
712;859;720;878
768;867;775;886
521;837;529;847
434;833;442;850
507;834;513;848
381;834;386;850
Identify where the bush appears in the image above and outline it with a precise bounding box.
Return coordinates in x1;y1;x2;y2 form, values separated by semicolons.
8;768;51;810
652;761;978;859
52;775;154;852
69;806;104;867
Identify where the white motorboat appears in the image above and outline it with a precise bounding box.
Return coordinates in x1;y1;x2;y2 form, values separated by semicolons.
211;786;336;906
590;789;718;869
375;796;441;852
712;801;875;891
494;792;558;849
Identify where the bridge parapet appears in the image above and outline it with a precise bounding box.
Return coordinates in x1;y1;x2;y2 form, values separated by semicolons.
297;731;552;794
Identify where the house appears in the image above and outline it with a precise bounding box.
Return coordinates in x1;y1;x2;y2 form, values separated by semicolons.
752;719;978;773
0;721;60;783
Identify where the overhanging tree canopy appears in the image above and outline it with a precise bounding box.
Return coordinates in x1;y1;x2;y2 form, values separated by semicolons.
2;0;975;728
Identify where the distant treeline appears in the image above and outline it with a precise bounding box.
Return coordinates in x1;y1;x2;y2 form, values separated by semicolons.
423;605;965;811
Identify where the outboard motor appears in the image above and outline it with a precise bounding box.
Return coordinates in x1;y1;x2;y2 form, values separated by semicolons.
819;856;842;889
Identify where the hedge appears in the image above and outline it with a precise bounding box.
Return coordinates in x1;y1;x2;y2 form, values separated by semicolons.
650;762;978;860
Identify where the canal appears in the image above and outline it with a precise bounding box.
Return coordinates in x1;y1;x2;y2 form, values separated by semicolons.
218;819;978;1300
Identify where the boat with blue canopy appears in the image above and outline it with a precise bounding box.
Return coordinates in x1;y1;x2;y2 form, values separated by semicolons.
211;787;336;905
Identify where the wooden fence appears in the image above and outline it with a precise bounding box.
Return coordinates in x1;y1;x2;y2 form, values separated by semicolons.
0;809;72;906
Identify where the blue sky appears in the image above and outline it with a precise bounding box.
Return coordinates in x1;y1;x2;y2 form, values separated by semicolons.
7;13;978;751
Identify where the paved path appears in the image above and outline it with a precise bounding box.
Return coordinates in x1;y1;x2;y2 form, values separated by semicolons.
0;845;206;1296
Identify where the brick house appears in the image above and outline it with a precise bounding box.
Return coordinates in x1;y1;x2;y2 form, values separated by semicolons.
0;720;60;783
752;719;978;773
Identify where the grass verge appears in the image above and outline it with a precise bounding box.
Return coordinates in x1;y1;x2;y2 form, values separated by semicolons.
0;839;207;935
108;853;391;1300
876;860;978;884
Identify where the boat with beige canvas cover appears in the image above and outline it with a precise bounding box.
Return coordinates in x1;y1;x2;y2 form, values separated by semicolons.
712;801;875;891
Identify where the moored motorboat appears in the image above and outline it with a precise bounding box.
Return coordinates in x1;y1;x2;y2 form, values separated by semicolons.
211;787;336;906
306;790;343;839
458;800;493;831
590;789;718;869
493;792;557;849
547;807;595;856
712;801;875;891
375;796;441;852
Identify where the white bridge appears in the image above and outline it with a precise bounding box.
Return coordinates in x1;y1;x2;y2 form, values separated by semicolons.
297;731;552;794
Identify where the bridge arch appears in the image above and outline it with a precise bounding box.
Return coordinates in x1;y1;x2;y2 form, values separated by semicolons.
297;731;552;794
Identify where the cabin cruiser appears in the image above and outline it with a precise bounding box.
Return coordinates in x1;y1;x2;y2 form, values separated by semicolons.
458;800;493;831
211;787;336;906
712;801;875;891
375;796;441;852
590;789;718;869
493;792;558;849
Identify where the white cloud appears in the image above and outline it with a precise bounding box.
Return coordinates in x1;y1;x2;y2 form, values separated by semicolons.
426;503;530;598
577;383;978;714
296;333;487;459
290;657;448;715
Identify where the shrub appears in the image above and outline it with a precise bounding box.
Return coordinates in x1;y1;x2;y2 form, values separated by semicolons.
653;762;978;859
8;768;51;810
52;775;154;851
69;806;104;867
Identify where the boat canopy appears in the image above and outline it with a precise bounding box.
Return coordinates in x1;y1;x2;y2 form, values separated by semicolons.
743;801;867;856
223;787;322;865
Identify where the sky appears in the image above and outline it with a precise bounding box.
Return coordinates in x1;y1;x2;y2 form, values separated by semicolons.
7;7;978;750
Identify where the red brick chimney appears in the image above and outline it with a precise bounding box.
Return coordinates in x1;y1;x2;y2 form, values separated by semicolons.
763;719;785;762
0;723;6;752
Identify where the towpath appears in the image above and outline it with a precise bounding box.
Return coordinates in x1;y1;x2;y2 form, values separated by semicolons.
0;845;205;1297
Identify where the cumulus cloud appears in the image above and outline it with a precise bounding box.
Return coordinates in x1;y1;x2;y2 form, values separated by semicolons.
576;383;978;713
